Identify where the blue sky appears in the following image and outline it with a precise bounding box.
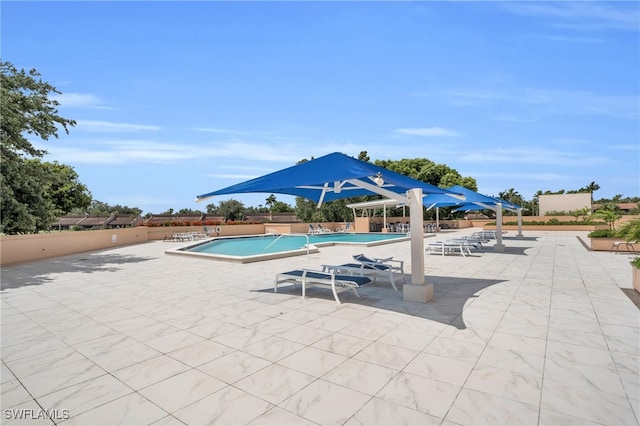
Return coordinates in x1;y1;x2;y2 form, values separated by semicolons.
3;1;639;215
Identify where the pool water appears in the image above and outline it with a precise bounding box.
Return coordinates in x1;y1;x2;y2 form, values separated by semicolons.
186;233;406;257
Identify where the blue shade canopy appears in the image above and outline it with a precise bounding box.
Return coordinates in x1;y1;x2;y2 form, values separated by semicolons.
424;185;520;211
196;152;464;205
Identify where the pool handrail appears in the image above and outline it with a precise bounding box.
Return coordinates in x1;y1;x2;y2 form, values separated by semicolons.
262;233;311;259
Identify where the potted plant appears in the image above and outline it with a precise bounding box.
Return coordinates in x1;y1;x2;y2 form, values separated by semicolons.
632;257;640;293
616;219;640;293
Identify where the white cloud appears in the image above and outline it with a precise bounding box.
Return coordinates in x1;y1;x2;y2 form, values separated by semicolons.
53;93;111;109
395;127;461;137
448;88;639;119
458;147;610;167
504;2;640;32
76;120;160;133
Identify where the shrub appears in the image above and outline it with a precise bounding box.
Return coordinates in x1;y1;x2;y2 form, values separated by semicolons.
631;257;640;269
616;219;640;243
588;229;616;238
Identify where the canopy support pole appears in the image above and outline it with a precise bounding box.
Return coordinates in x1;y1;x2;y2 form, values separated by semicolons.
403;188;433;303
516;208;524;239
494;202;505;252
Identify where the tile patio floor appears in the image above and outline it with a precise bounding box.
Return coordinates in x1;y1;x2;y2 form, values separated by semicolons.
1;229;638;425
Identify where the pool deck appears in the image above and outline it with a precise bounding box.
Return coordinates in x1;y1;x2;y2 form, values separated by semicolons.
1;228;638;425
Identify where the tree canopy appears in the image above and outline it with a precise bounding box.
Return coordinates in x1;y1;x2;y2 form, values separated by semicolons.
1;61;91;234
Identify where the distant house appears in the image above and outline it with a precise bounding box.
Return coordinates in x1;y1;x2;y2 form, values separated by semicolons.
593;203;639;214
52;214;140;230
244;212;300;223
143;214;225;226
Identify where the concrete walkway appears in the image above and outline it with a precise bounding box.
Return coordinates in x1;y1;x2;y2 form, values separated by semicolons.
1;229;638;425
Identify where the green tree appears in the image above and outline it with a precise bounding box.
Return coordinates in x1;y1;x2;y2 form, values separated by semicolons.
1;61;83;234
265;194;277;221
592;204;622;230
217;199;245;221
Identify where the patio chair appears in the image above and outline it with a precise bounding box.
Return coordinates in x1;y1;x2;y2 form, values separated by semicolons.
336;222;351;233
317;224;332;233
308;224;320;234
274;269;371;304
347;253;406;289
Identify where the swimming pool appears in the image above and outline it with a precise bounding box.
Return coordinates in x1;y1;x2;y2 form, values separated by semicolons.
165;233;409;263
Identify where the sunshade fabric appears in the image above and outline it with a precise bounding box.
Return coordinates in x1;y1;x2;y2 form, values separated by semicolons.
196;152;463;204
424;185;520;211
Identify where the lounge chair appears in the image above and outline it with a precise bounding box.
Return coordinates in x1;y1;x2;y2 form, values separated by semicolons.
341;253;406;290
317;224;332;233
308;224;320;234
274;269;371;304
426;240;476;257
336;222;352;233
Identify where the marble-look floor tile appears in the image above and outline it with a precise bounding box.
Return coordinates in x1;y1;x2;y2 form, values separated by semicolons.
1;362;16;384
144;330;205;354
541;378;637;425
1;380;33;409
18;360;106;398
403;352;474;386
422;336;485;363
311;333;372;357
36;374;132;418
353;341;418;371
210;327;271;350
545;341;614;368
234;363;316;404
476;345;545;378
58;393;167;425
464;365;541;405
544;357;627;396
322;358;397;395
538;408;605;426
377;328;436;351
148;415;187;426
167;340;234;367
112;355;189;390
1;399;55;425
445;388;539;425
90;342;162;372
547;328;608;349
174;386;273;425
486;331;546;357
277;324;332;345
197;350;271;384
376;372;460;419
248;406;317;425
139;369;226;413
278;346;347;377
345;397;442;425
281;379;370;425
243;336;306;362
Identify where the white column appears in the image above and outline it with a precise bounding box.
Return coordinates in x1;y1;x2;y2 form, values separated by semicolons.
494;202;505;252
403;188;433;303
516;208;524;239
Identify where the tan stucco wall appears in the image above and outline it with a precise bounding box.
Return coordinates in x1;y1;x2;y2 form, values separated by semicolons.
0;228;148;266
539;193;591;215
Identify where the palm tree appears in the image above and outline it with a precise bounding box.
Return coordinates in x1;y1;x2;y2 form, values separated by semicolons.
585;181;600;212
592;204;621;230
265;194;277;221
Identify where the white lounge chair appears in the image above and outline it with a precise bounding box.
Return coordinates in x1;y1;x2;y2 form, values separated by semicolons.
346;253;406;289
274;269;371;304
426;240;476;257
336;222;352;233
317;224;332;233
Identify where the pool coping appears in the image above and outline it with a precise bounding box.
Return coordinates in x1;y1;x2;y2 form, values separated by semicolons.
164;233;411;263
